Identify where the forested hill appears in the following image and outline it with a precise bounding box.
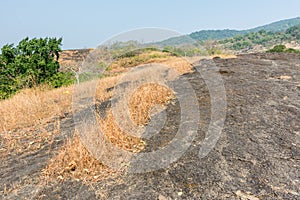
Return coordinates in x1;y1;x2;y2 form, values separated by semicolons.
158;17;300;45
245;16;300;33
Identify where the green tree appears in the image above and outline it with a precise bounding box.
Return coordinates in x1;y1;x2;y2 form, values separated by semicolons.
286;25;300;40
0;37;73;99
267;44;286;52
267;44;300;54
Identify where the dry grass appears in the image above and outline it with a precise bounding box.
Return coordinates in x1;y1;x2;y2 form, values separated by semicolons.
95;76;119;101
42;81;174;182
0;85;73;132
0;85;72;156
160;56;193;74
0;122;60;157
1;50;190;183
186;54;237;64
129;83;174;126
98;110;146;152
41;134;118;183
108;51;192;75
96;83;174;152
210;54;237;59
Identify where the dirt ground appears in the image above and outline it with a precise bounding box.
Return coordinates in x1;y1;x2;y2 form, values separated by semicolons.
1;53;299;199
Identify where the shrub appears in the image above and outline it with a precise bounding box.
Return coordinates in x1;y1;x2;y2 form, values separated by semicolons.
46;72;74;88
285;48;300;53
286;25;300;40
0;37;74;99
267;44;287;52
267;45;300;54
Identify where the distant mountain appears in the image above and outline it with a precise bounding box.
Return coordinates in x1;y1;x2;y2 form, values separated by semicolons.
157;17;300;46
220;25;300;51
154;35;195;46
189;29;240;41
245;17;300;33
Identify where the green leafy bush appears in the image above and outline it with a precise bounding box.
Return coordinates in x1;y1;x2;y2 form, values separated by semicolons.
267;44;287;52
285;48;300;53
267;44;300;53
162;46;184;56
0;37;74;99
46;72;74;88
286;25;300;40
220;25;300;51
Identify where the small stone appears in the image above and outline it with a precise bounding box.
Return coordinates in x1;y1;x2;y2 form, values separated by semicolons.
279;75;292;80
93;175;100;179
158;194;168;200
235;190;259;200
267;100;277;106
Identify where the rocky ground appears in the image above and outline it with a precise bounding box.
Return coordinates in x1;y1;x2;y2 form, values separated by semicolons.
58;49;94;71
1;53;299;199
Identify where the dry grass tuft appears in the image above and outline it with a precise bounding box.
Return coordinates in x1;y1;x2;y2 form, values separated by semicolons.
99;110;146;153
211;54;237;59
0;85;73;156
0;127;54;157
0;85;73;132
95;76;119;101
129;83;174;126
160;56;193;74
108;51;192;75
41;134;118;183
42;82;174;182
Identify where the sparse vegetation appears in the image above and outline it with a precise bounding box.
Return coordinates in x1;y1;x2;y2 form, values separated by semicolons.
40;53;186;182
219;26;300;51
0;49;192;185
42;134;119;183
160;17;300;46
286;25;300;40
1;16;300;198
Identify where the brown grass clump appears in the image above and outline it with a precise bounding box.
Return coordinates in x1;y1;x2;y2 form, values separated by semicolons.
43;81;174;182
0;85;73;156
129;83;174;126
108;51;192;75
0;85;73;132
160;56;193;74
95;76;119;101
186;54;237;64
42;134;118;183
211;54;237;59
98;110;146;152
0;121;60;157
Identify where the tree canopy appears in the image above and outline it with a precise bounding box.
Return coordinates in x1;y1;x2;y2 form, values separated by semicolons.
0;37;73;99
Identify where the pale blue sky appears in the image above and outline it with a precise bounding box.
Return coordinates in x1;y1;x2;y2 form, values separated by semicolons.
1;0;299;49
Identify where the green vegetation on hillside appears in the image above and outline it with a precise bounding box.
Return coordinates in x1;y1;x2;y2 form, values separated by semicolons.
220;26;300;50
267;44;300;53
157;17;300;46
162;45;210;57
246;17;300;33
0;37;74;99
286;25;300;39
138;23;300;55
190;29;240;41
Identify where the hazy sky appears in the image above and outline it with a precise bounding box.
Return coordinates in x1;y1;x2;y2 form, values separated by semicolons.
1;0;299;49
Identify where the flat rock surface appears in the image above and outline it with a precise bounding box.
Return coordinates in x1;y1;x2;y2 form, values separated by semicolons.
1;53;299;199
